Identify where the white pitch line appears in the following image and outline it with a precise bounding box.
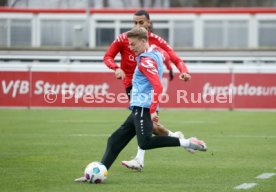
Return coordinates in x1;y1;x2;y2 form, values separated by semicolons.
234;183;257;190
256;173;276;179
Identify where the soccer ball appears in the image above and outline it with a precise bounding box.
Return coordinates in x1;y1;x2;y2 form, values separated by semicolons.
84;162;108;184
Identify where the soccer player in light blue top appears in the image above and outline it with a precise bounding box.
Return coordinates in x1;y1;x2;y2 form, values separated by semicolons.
75;27;207;182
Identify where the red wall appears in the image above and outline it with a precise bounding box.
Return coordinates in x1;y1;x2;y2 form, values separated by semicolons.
1;71;275;109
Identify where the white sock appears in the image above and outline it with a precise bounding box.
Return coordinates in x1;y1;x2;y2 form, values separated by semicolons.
179;138;190;148
168;130;178;138
135;146;145;164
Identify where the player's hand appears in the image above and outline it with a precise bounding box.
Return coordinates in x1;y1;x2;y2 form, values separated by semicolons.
115;68;125;80
169;70;174;81
151;112;159;123
179;72;191;82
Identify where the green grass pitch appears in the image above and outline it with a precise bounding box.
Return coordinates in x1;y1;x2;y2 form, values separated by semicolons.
0;109;275;192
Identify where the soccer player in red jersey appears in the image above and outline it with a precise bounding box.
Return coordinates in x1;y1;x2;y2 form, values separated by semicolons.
103;10;191;171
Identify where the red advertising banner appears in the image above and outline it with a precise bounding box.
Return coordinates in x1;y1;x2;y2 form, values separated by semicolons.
234;74;276;109
1;71;276;109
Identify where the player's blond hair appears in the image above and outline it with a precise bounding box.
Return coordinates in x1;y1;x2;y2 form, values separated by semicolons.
126;27;148;41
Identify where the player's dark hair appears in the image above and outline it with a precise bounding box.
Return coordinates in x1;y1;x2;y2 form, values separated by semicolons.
134;9;153;32
134;10;150;20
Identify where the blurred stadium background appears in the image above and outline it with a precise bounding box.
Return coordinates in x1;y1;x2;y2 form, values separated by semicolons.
0;0;276;109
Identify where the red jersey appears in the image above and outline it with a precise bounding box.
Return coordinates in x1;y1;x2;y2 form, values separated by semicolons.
103;31;189;88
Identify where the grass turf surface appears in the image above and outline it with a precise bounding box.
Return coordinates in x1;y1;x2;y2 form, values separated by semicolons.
0;109;275;192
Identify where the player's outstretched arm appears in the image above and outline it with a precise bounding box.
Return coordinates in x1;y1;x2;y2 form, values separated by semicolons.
156;46;174;81
150;33;189;77
103;35;124;71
